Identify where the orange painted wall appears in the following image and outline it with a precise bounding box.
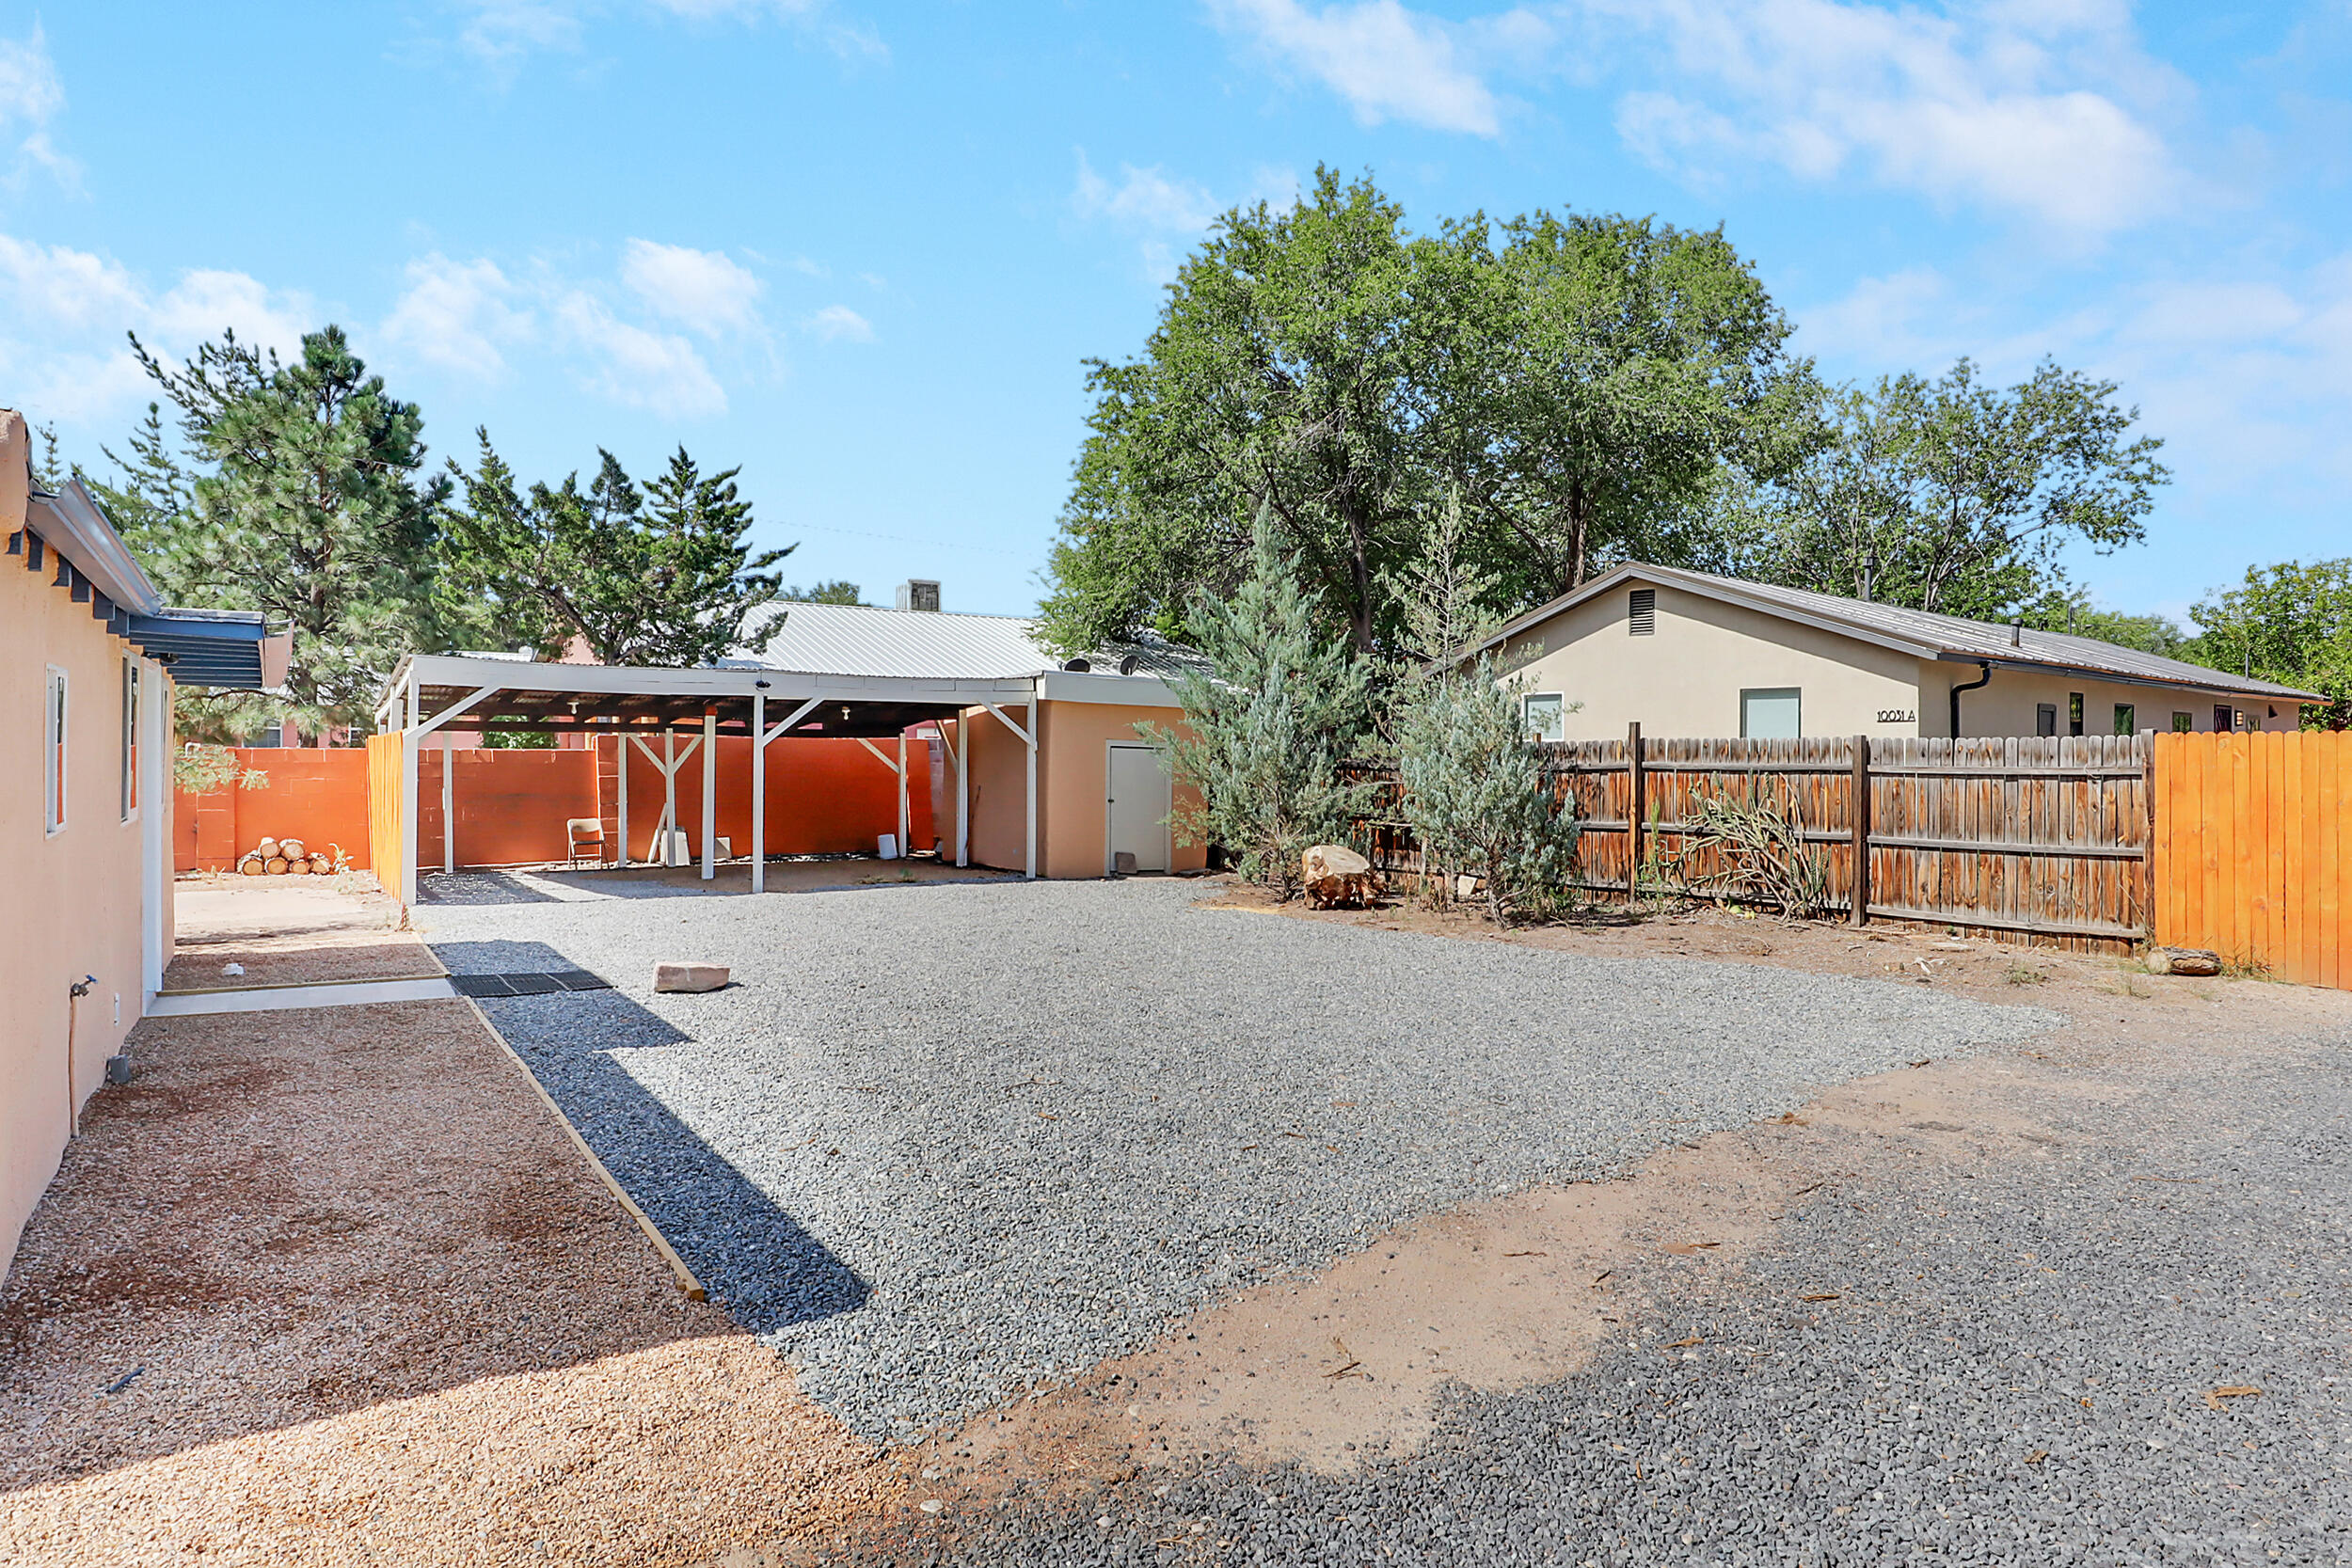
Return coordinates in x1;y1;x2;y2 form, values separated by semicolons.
3;411;155;1281
962;703;1035;872
594;734;933;864
175;746;373;870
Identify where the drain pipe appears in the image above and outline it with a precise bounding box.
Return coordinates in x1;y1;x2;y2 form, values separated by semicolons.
66;974;95;1136
1948;660;1993;738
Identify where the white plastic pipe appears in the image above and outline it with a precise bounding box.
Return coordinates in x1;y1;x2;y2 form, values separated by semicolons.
752;693;765;893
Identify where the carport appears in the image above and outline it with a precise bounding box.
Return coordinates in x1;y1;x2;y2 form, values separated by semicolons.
372;653;1043;906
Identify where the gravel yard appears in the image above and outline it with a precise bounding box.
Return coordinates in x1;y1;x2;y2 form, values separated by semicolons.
838;1007;2352;1567
415;875;2059;1444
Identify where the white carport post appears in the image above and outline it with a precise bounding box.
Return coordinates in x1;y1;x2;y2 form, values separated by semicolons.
400;677;501;907
953;715;968;867
700;709;717;879
753;695;823;893
442;731;455;875
616;728;629;866
898;731;910;857
981;697;1038;879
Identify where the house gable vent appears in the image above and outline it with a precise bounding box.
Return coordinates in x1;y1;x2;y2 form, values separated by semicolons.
1628;587;1656;636
896;578;942;612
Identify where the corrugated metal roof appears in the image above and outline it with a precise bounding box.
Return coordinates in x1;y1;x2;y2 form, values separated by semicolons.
729;602;1207;683
1481;563;2319;703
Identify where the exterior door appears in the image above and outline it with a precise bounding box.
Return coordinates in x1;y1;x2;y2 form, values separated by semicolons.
1106;743;1171;874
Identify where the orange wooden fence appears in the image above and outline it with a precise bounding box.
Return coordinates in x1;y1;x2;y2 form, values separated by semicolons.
176;747;375;870
365;735;405;896
2153;731;2349;987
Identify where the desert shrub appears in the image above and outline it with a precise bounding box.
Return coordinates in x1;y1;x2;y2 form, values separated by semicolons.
1393;659;1580;922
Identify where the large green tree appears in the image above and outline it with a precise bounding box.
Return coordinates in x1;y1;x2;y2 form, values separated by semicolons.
441;433;791;666
1427;211;1803;602
1748;358;2168;619
2184;560;2352;729
94;326;449;737
1043;167;1425;657
1039;172;1804;659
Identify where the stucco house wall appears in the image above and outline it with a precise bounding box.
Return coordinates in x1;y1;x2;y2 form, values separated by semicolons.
1493;575;2308;741
1493;580;1923;740
959;697;1206;879
1;414;171;1281
1923;659;2302;738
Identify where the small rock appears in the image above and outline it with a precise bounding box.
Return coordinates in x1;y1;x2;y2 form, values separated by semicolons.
223;962;245;977
653;960;730;993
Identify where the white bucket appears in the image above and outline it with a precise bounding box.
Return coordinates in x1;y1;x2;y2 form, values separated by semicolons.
878;833;900;861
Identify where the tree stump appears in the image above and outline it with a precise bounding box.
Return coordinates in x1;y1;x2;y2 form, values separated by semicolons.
264;856;290;875
238;855;265;877
1302;844;1377;909
255;837;279;861
278;837;306;863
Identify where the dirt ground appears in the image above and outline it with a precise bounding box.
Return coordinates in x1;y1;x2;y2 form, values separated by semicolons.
163;875;445;990
2;897;901;1565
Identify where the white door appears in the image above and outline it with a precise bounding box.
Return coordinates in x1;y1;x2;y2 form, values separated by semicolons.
1106;743;1171;874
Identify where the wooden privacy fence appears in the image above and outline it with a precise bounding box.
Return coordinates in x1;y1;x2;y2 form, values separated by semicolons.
1348;729;2154;951
2153;731;2352;987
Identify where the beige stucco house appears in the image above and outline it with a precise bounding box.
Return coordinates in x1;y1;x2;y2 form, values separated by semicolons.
1470;563;2315;742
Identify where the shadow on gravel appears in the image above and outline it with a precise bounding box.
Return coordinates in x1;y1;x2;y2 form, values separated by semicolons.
441;937;871;1334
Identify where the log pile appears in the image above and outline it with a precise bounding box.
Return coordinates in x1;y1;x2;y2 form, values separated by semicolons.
236;836;340;877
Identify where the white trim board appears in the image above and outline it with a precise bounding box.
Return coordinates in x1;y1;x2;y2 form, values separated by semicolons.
147;977;459;1016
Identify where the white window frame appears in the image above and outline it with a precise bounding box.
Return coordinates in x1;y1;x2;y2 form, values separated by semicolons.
1523;691;1565;743
121;656;140;823
44;664;68;836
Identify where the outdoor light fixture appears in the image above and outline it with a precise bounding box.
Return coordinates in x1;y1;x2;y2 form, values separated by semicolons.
755;679;771;689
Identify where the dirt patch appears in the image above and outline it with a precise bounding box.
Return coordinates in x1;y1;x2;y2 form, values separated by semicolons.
164;874;443;990
0;996;899;1564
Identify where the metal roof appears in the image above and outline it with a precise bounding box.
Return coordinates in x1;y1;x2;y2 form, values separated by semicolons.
1474;562;2320;704
733;602;1207;683
125;608;284;690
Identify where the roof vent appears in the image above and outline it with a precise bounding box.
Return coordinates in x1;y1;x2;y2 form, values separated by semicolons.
1061;656;1091;673
896;578;941;612
2010;619;2023;647
1628;588;1656;636
1118;652;1139;676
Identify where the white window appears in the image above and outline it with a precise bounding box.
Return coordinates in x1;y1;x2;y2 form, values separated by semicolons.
44;665;68;834
121;657;140;822
1523;692;1565;743
1740;687;1802;739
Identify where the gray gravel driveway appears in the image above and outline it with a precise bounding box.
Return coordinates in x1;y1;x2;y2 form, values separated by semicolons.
417;876;2058;1442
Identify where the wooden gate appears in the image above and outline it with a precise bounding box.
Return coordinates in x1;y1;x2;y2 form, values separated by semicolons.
2153;731;2350;986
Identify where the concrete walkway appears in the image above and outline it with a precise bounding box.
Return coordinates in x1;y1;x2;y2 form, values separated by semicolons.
148;975;458;1016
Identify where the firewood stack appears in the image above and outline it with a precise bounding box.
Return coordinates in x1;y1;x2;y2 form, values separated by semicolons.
236;836;338;877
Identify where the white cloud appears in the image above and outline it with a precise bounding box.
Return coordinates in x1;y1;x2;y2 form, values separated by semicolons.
618;238;764;338
1074;154;1221;235
555;291;728;418
449;0;883;79
1208;0;1513;135
0;24;78;189
1588;0;2178;236
381;254;532;378
1073;153;1301;283
803;303;872;341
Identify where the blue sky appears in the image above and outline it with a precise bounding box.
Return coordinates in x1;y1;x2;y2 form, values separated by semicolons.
2;2;2346;624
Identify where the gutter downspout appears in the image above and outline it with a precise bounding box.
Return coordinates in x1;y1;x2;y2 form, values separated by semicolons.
1949;659;1993;739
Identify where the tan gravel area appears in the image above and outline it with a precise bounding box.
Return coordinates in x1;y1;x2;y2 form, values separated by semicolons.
0;996;898;1564
162;876;446;990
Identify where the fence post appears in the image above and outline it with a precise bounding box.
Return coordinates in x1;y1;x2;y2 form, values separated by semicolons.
1851;734;1871;927
1627;721;1645;898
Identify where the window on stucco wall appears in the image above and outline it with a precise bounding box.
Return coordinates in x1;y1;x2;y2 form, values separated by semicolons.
2036;704;2057;736
2113;703;2136;736
1523;693;1565;743
44;665;68;835
2172;712;2193;733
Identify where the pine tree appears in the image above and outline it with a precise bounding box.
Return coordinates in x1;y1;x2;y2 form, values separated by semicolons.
1149;503;1377;896
1392;658;1580;922
441;436;790;666
111;326;448;738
